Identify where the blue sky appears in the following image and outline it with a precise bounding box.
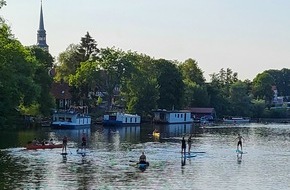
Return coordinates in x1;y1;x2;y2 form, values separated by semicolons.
2;0;290;81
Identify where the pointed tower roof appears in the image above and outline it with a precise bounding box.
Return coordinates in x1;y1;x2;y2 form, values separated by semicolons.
39;1;45;30
37;0;49;51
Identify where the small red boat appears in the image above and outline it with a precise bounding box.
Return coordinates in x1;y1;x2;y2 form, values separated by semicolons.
26;144;63;150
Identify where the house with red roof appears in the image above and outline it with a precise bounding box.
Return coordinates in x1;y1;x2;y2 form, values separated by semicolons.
50;81;72;110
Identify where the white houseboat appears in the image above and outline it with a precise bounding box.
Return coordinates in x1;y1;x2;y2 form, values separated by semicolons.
152;109;193;124
51;106;91;129
103;112;141;126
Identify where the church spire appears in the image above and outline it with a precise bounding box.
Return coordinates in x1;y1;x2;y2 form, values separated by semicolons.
37;0;49;51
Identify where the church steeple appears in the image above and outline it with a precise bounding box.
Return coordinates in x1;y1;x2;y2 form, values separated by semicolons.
37;0;49;51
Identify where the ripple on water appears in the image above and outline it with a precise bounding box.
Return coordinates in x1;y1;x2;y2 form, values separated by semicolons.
2;124;290;189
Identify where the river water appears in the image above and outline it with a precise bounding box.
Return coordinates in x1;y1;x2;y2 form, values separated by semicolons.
1;123;290;190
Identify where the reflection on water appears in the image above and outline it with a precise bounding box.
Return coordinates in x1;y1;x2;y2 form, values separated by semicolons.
1;123;290;189
237;153;242;164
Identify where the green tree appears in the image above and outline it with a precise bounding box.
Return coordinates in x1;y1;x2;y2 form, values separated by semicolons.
78;32;100;61
251;99;266;118
69;60;99;106
206;83;230;117
229;81;252;116
179;58;205;85
210;68;238;97
96;48;133;110
154;59;184;110
208;68;239;117
266;68;290;97
26;46;55;116
55;44;82;82
252;72;275;107
0;0;6;9
70;47;132;110
0;23;40;127
121;52;159;117
56;32;100;105
183;79;209;108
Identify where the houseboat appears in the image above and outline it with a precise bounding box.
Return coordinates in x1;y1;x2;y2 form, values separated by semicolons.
102;112;141;126
223;117;250;124
152;109;193;124
51;106;91;129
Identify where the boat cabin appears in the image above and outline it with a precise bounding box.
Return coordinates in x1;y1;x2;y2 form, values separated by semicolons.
103;112;141;126
152;109;193;124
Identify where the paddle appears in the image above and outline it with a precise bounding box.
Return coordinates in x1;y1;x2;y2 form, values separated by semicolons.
67;147;72;154
129;160;138;167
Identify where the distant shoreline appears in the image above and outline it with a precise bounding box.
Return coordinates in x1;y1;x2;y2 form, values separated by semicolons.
251;118;290;123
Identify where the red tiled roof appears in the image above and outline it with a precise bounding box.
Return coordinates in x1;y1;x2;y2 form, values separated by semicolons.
50;82;72;99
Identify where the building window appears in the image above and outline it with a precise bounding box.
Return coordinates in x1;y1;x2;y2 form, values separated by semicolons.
60;99;64;108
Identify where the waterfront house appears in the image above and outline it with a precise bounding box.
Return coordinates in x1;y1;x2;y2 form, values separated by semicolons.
51;81;72;109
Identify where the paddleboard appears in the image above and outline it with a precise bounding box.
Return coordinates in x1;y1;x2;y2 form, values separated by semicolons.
236;149;247;154
183;151;206;154
181;154;197;158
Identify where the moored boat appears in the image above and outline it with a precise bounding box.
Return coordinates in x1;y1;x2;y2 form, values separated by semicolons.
103;112;141;126
51;106;91;129
26;144;63;150
152;109;193;124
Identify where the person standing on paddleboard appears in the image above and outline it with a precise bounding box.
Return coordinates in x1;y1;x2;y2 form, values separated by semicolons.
234;134;244;151
81;133;87;151
62;136;68;153
188;135;192;153
181;136;186;154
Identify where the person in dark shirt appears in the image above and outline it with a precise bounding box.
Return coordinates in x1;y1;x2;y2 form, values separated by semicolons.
139;152;147;164
62;136;68;153
181;136;186;154
81;133;87;151
234;134;244;151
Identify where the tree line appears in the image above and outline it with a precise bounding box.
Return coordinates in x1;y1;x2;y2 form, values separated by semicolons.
1;1;290;128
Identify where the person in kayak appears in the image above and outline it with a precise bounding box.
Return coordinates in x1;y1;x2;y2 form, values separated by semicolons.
49;138;54;145
139;152;147;164
32;138;39;145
